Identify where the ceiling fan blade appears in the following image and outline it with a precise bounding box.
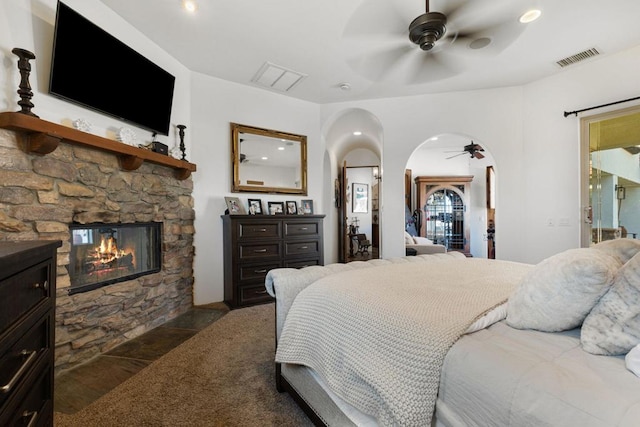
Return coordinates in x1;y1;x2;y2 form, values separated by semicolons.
342;0;410;42
404;49;467;84
473;152;485;159
446;152;467;160
346;43;414;82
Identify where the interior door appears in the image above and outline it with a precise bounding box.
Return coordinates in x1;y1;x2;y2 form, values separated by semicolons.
337;162;348;262
580;106;640;246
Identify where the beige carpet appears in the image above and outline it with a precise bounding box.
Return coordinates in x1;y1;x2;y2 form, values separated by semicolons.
54;303;313;426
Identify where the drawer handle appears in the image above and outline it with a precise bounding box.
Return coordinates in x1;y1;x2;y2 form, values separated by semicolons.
253;249;268;253
34;280;48;291
22;410;38;427
300;227;308;230
254;269;267;273
254;228;267;232
299;246;309;250
0;349;37;394
255;289;268;294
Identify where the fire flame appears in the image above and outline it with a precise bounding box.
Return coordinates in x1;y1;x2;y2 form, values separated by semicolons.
94;236;128;265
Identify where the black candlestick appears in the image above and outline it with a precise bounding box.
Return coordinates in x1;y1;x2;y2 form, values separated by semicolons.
12;48;38;117
177;124;187;161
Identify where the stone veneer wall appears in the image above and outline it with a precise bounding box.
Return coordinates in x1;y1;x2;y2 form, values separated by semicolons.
0;128;195;372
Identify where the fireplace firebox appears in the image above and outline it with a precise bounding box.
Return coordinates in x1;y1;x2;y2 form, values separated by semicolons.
68;222;162;294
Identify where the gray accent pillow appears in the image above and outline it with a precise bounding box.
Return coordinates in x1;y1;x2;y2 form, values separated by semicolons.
506;248;621;332
581;251;640;355
592;238;640;264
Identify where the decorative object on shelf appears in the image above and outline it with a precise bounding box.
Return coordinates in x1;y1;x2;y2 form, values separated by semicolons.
11;47;38;117
117;127;137;145
72;118;92;132
286;201;298;215
151;141;168;155
268;201;285;215
301;199;314;215
177;124;187;161
248;199;263;215
225;196;246;215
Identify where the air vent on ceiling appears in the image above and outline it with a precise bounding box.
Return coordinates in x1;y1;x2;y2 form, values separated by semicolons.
555;48;600;68
251;62;307;92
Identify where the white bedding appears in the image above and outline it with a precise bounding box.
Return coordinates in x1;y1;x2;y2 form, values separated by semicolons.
275;258;532;426
437;321;640;427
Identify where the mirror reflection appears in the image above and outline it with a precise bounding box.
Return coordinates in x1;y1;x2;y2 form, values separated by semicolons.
231;123;307;195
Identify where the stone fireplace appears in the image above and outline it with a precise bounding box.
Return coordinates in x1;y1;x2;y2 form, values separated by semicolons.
0;127;195;372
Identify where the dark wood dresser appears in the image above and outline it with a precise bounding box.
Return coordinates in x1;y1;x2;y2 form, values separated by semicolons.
222;215;324;309
0;240;61;427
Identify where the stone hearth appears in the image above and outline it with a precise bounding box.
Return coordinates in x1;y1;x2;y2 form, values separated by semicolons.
0;128;195;372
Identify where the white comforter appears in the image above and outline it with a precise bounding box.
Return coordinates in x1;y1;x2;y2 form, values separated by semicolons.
275;258;532;426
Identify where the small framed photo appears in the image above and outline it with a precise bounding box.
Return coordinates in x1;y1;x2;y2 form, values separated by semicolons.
225;196;246;215
248;199;263;215
286;201;298;215
268;201;285;215
300;199;314;215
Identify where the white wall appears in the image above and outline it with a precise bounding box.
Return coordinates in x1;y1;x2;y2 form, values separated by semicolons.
189;73;321;303
0;0;191;152
4;1;640;304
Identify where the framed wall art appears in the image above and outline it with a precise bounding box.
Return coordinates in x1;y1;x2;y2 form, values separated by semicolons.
352;183;368;213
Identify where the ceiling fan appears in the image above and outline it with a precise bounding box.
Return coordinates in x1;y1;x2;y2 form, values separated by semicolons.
343;0;527;84
446;142;485;159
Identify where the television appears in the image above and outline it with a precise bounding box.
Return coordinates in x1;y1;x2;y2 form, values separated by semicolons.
49;2;175;136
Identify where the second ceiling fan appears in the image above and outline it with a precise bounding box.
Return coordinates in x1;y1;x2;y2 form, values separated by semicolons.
446;142;485;159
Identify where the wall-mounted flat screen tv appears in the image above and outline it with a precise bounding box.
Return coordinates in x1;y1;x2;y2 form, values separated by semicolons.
49;2;175;136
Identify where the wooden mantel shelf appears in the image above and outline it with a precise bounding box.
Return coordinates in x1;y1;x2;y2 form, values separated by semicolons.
0;112;196;180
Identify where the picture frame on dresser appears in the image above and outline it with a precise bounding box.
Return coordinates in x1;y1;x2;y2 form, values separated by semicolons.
248;199;263;215
301;199;314;215
268;201;285;215
286;201;298;215
225;196;246;215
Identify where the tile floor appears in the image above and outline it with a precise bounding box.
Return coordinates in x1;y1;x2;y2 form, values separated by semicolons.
54;302;229;414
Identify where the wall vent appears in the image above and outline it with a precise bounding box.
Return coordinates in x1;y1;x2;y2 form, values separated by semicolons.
555;48;600;68
251;62;307;92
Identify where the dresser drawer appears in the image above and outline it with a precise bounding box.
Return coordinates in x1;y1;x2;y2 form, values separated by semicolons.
0;262;50;335
284;258;321;269
239;242;281;261
0;314;51;408
284;221;320;237
238;222;281;239
285;240;320;257
238;284;273;306
239;262;281;282
0;360;51;427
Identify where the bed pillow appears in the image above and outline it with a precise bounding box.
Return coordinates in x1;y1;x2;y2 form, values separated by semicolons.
404;231;414;245
592;238;640;264
412;236;433;245
506;248;621;332
626;344;640;377
581;251;640;355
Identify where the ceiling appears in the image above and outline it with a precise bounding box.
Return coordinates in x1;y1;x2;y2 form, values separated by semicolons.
97;0;640;105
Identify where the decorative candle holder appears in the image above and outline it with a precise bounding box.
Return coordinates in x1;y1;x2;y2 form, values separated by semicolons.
12;48;38;117
177;124;187;161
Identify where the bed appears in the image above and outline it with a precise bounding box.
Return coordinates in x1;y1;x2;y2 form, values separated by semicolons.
265;241;640;427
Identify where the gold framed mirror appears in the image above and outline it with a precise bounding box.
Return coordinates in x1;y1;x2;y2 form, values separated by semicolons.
231;123;307;195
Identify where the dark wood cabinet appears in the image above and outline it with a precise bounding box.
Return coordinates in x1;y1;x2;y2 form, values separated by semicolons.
0;240;61;427
222;215;324;309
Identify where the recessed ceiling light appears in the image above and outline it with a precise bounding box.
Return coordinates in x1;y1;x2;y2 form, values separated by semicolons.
353;131;362;136
183;1;197;13
519;9;541;23
261;156;268;160
278;147;285;151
